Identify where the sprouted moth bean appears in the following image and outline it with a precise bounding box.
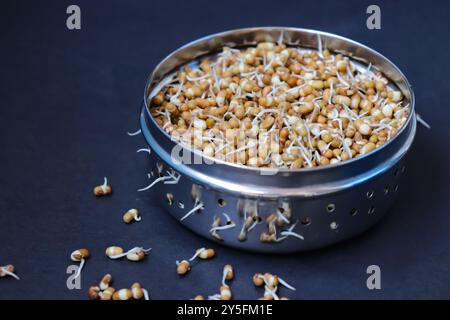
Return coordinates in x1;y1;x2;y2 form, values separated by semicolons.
131;282;144;299
105;246;124;258
126;250;146;262
0;265;20;280
94;177;112;196
70;248;90;279
220;285;232;300
223;264;234;283
99;274;112;290
176;260;191;275
253;273;264;287
123;209;141;224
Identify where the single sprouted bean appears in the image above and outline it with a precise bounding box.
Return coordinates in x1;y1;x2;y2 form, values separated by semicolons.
220;285;232;300
105;246;124;257
222;264;234;285
131;282;150;300
166;193;174;205
93;177;112;196
123;208;141;224
0;265;20;280
99;274;112;290
253;273;264;287
70;249;90;279
176;260;191;275
126;249;148;262
127;129;141;136
238;216;251;241
88;286;100;300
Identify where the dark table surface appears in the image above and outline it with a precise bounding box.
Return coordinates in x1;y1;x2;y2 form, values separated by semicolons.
0;0;449;300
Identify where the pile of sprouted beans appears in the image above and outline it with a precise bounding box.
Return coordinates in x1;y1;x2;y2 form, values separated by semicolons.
150;41;409;169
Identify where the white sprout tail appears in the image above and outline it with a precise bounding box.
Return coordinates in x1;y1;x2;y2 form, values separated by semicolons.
278;277;296;291
416;113;431;129
73;258;85;279
142;288;150;300
180;202;204;222
137;148;151;155
101;177;108;193
188;248;206;262
127;129;142;136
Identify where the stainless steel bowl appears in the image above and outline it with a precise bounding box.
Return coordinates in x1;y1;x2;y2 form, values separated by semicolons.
139;27;416;253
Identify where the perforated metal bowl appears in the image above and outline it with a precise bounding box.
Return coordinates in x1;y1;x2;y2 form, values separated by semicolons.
139;27;415;253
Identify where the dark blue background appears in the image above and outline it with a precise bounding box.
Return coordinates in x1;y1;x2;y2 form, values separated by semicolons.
0;0;449;299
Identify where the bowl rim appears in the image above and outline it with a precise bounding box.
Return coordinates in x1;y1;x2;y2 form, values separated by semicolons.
142;26;415;174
